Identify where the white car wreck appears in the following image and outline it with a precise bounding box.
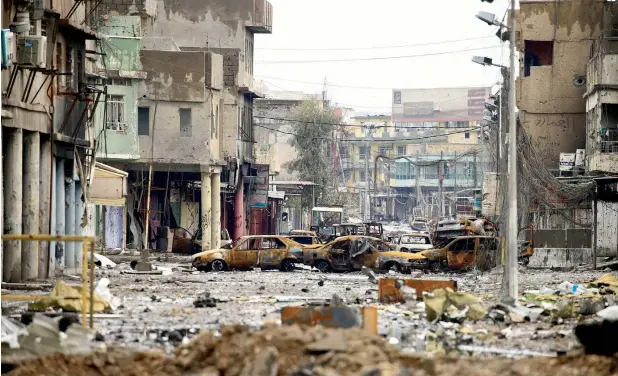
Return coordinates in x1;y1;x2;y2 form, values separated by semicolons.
396;233;433;253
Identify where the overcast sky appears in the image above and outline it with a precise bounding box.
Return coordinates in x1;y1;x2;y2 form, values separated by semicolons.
254;0;510;115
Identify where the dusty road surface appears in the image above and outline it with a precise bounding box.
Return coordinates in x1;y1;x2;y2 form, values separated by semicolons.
2;256;617;375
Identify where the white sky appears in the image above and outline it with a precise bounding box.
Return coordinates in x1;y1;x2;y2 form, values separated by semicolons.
254;0;510;115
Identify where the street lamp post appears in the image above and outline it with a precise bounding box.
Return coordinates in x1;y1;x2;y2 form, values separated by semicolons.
474;5;518;301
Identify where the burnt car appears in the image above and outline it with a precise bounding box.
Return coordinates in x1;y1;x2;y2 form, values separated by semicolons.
191;235;304;272
302;235;427;273
419;236;501;273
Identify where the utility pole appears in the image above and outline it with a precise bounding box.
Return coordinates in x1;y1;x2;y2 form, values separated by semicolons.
506;1;519;300
364;137;370;222
439;151;444;218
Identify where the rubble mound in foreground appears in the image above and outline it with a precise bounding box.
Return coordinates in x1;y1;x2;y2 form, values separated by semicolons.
7;324;618;376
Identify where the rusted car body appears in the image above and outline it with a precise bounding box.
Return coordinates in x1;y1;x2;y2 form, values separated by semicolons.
433;217;497;247
396;232;433;253
172;227;231;254
419;236;501;272
192;235;304;272
302;235;427;273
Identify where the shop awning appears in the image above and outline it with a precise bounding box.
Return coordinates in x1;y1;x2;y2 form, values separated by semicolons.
90;163;128;206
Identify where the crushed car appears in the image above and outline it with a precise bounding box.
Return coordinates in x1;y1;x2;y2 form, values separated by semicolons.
192;235;304;272
302;235;427;273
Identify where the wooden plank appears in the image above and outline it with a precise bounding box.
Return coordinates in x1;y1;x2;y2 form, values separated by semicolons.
378;278;457;304
281;306;377;334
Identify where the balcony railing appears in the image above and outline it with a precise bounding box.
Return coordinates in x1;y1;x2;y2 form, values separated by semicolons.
601;141;618;153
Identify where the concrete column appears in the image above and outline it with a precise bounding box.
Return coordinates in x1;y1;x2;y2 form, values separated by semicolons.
211;171;221;249
3;129;23;282
65;162;76;271
39;137;52;278
55;158;66;272
22;131;40;280
201;171;212;251
75;182;83;269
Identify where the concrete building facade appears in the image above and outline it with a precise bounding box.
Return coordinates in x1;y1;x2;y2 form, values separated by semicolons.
516;0;604;169
2;0;111;281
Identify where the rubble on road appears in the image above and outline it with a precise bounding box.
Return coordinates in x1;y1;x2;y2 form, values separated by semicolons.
6;324;618;376
28;281;113;313
424;288;487;322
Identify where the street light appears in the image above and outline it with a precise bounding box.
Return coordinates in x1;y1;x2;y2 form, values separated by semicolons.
474;5;518;302
471;56;507;69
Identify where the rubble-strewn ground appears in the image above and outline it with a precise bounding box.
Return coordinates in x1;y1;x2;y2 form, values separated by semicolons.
2;257;617;375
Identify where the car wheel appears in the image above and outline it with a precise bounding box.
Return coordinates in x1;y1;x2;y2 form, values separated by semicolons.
209;259;227;272
386;262;401;273
280;259;296;272
314;260;331;273
429;261;442;273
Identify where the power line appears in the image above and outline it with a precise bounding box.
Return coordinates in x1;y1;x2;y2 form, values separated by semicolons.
255;45;504;64
254;122;481;142
254;115;480;130
257;36;495;51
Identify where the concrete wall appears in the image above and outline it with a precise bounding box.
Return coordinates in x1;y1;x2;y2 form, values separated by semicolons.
528;248;593;269
597;200;618;257
137;98;218;165
517;0;604;167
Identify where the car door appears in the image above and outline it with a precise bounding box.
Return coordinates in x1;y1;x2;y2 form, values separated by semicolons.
259;237;287;267
232;238;260;268
446;238;477;269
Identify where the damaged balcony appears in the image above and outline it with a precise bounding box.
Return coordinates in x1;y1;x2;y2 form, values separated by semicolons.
246;0;274;34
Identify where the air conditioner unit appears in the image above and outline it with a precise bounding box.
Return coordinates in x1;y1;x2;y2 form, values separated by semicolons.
16;35;47;68
1;29;15;68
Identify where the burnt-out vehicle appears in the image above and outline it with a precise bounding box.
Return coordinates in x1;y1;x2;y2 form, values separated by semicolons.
419;236;501;273
302;235;427;273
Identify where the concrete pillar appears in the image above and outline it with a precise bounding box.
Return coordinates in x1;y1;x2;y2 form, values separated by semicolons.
211;171;221;249
39;138;52;278
201;171;212;251
75;182;83;269
22;131;40;280
234;182;245;239
65;162;76;271
3;129;23;282
55;158;66;272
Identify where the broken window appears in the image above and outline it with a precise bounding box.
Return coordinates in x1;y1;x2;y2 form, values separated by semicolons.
360;171;366;181
106;95;126;131
65;43;74;90
179;108;192;137
262;238;286;249
138;107;150;136
524;40;554;77
600;103;618;153
55;42;63;91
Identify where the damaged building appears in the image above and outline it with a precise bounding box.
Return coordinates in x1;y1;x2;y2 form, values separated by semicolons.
1;0;119;281
89;0;273;251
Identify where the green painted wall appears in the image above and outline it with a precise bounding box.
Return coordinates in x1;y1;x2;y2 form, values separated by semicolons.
94;16;142;160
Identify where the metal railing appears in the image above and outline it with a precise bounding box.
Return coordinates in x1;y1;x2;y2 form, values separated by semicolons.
1;234;97;329
601;141;618;153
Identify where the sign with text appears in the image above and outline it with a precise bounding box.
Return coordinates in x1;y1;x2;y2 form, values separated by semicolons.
403;102;434;117
559;153;576;171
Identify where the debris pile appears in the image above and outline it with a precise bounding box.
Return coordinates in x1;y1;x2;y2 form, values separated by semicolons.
7;324;618;376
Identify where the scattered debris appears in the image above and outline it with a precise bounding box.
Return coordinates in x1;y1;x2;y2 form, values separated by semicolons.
28;280;112;313
93;253;117;269
424;288;487;322
193;292;217;308
1;283;53;291
378;278;457;303
281;306;377;334
361;267;378;284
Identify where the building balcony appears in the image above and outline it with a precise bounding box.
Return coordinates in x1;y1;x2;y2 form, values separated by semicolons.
246;0;273;34
390;175;477;189
588;142;618;174
587;37;618;94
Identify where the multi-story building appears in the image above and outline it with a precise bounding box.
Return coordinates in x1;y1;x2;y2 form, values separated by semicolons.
1;0;123;281
516;0;604;169
253;90;322;180
92;0;273;248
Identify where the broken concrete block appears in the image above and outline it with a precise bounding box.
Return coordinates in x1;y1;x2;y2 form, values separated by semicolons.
135;262;152;272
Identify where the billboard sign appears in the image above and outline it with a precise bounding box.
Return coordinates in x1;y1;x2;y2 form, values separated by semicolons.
403;102;434;117
559;153;576;171
392;87;490;122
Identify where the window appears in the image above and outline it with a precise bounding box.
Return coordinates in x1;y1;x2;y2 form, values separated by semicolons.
397;146;405;156
524;40;553;77
179;108;192;137
245;38;254;74
105;95;126;131
360;171;366;181
379;146;392;156
339;146;349;158
465;132;470;139
456;121;469;128
262;237;286;249
138;107;150;136
359;146;368;160
55;42;62;91
65;44;73;90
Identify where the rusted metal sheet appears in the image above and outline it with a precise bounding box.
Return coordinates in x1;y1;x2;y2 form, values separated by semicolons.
378;278;458;303
281;306;377;334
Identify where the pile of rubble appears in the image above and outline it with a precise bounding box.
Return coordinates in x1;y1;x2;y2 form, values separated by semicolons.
6;324;618;376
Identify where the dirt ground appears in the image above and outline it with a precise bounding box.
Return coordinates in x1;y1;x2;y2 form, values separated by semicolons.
2;257;617;375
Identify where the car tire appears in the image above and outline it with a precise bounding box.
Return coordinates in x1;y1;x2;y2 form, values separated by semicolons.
385;262;401;273
209;259;227;272
280;259;296;272
429;261;442;273
314;260;331;273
